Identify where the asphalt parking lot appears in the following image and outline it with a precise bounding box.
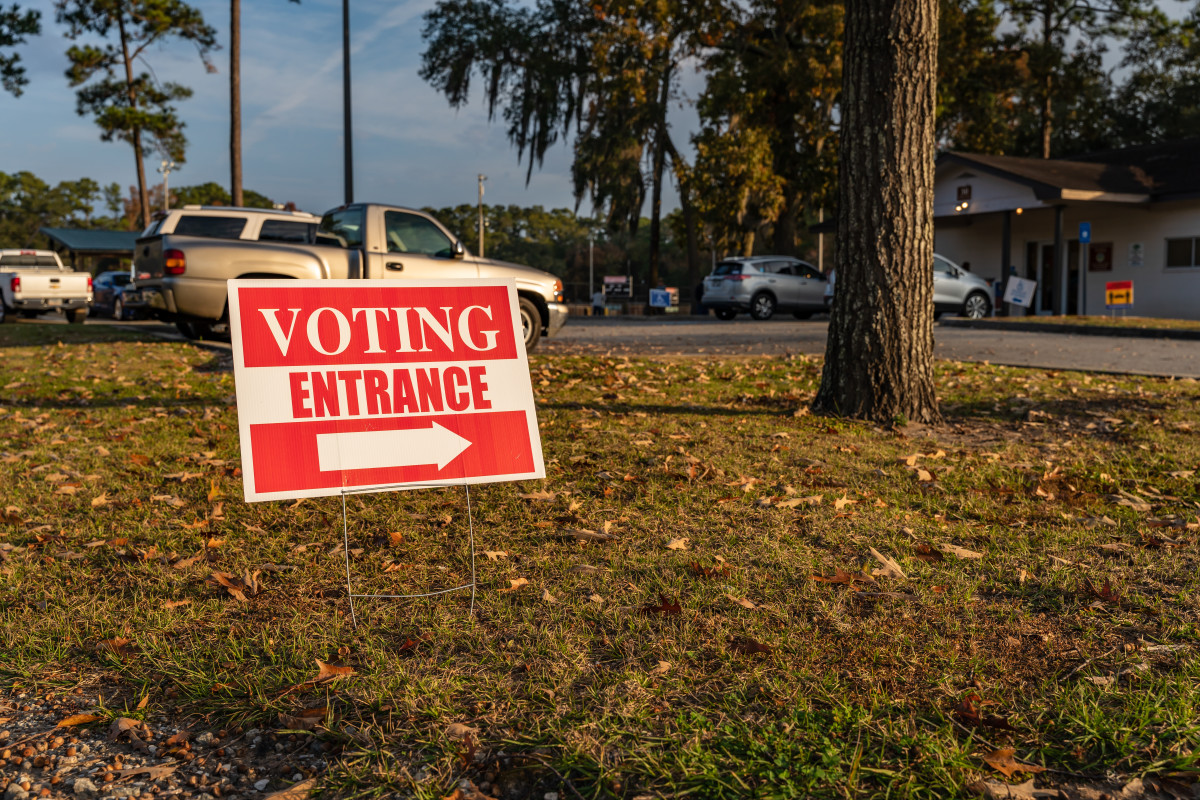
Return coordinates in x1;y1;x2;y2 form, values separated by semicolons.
17;315;1200;379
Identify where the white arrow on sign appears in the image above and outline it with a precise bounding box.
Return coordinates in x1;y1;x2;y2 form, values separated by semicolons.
315;422;472;473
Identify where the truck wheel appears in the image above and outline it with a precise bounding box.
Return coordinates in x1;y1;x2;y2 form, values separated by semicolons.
112;297;125;321
67;308;87;324
962;292;991;319
518;297;542;351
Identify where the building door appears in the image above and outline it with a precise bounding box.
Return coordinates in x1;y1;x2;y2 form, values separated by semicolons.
1066;240;1080;316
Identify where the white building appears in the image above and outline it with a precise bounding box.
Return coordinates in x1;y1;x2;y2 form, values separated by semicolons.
933;139;1200;319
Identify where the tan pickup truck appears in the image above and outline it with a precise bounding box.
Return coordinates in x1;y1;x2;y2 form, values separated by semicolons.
135;204;568;350
0;250;93;324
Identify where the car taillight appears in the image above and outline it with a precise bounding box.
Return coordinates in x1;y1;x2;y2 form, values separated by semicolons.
727;274;747;281
164;249;186;276
10;276;19;293
553;279;563;302
86;276;93;291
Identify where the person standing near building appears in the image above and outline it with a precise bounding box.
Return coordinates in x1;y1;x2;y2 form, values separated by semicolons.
592;288;605;317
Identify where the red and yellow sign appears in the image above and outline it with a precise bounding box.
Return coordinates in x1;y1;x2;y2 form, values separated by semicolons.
1105;280;1133;309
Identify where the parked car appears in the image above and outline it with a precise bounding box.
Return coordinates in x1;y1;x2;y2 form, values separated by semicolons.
823;253;993;319
134;203;568;350
90;270;148;320
0;250;92;324
702;256;829;321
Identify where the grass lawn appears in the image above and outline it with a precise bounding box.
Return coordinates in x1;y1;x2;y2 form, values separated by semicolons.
1;324;1199;799
982;315;1200;332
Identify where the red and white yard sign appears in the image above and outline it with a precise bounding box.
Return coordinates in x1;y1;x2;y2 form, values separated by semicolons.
228;279;545;502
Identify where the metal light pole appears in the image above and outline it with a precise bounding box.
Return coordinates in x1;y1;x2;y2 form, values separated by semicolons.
588;232;594;301
477;174;487;258
342;0;353;204
157;159;175;212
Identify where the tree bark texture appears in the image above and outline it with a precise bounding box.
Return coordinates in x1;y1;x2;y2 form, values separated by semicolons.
812;0;941;425
230;0;243;207
117;16;151;230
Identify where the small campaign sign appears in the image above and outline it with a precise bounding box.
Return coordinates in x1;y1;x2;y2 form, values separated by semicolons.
1105;280;1133;309
228;279;545;502
1003;276;1037;308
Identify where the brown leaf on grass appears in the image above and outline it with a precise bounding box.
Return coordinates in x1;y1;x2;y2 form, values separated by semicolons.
649;660;671;675
560;527;614;542
1141;532;1184;549
95;638;137;659
444;780;497;800
727;594;757;609
107;717;142;741
136;694;149;710
278;707;327;731
868;547;907;579
541;589;557;604
458;732;477;770
812;568;877;586
206;570;261;601
163;599;191;610
56;713;101;728
914;542;945;562
172;551;204;570
207;476;222;503
833;495;856;510
386;530;404;546
314;660;356;683
128;454;151;467
1083;578;1121;604
500;578;529;593
776;495;823;508
689;561;732;579
483;550;507;561
983;748;1047;778
115;764;177;780
914;468;935;483
666;537;689;550
264;778;317;800
642;594;682;615
56;484;81;495
1;505;22;523
445;722;479;739
90;493;110;508
205;537;224;549
955;694;1018;732
729;636;772;655
517;490;556;501
938;542;984;560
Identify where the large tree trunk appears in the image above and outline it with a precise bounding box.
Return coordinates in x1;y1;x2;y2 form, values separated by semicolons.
230;0;243;207
665;140;700;291
812;0;941;425
117;16;150;230
1040;6;1052;159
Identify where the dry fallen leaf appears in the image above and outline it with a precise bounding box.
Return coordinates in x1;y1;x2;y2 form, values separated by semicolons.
314;660;356;683
56;714;101;728
483;550;507;561
938;542;984;560
500;578;529;593
727;594;757;610
90;493;109;508
517;490;556;501
666;537;689;551
868;547;907;580
95;638;137;659
729;636;772;655
642;595;682;615
443;779;497;800
833;495;856;510
263;778;317;800
969;778;1059;800
649;661;671;675
983;748;1046;778
445;722;480;739
278;707;327;731
163;599;191;610
115;764;178;780
206;569;261;601
776;494;823;508
560;527;614;542
541;589;557;604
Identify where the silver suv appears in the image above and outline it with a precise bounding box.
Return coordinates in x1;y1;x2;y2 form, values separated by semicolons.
823;254;993;319
702;256;830;320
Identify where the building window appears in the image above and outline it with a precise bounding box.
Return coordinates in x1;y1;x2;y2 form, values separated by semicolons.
1166;237;1198;268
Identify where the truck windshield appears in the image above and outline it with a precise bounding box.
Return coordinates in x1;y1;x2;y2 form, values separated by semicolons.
0;255;60;267
317;207;364;248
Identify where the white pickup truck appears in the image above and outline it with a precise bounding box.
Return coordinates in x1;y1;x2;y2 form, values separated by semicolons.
134;204;568;350
0;250;93;324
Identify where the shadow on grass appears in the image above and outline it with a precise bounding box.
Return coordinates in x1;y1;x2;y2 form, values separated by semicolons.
0;322;169;348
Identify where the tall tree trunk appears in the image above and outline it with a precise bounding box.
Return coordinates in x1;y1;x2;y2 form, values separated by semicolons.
772;198;798;255
117;16;150;230
665;140;699;292
812;0;941;425
1040;6;1052;159
230;0;243;206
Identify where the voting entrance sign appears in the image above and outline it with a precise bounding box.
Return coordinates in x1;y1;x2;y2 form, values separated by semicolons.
228;279;545;502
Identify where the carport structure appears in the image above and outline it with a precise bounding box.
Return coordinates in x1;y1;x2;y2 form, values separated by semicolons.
39;227;140;274
933;139;1200;320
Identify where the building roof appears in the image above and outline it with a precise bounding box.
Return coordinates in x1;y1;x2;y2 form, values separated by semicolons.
939;138;1200;203
39;227;140;254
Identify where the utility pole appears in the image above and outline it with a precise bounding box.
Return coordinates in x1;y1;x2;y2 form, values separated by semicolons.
342;0;353;204
588;231;595;301
157;159;175;213
818;208;825;273
477;174;487;258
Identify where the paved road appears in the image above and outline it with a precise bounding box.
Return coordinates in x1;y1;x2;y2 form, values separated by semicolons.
22;316;1200;378
539;317;1200;378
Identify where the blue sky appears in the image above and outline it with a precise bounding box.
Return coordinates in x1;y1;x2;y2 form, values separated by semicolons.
3;0;695;219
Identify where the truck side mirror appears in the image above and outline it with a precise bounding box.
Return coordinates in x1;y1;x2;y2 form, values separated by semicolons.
453;240;466;259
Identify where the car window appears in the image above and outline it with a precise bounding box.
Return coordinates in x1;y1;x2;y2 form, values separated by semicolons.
0;254;57;267
933;256;955;274
383;211;454;257
113;274;131;287
714;262;743;276
259;220;316;244
768;261;795;275
798;264;824;280
173;215;248;239
140;220;162;237
317;207;364;248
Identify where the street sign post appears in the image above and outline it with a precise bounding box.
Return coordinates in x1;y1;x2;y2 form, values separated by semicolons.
228;279;545;502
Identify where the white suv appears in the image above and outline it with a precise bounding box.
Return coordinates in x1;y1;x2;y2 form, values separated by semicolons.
702;256;830;320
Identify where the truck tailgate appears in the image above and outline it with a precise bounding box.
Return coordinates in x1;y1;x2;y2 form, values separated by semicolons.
13;273;91;301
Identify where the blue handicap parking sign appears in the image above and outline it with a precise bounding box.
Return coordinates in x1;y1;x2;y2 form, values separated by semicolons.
1079;222;1091;243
